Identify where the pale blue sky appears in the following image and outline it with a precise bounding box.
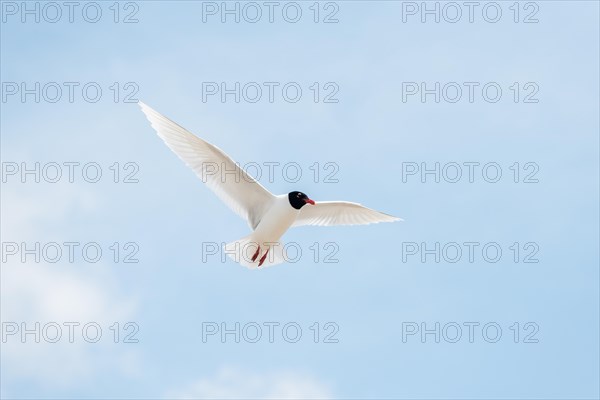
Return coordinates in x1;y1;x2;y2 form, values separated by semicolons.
1;1;599;399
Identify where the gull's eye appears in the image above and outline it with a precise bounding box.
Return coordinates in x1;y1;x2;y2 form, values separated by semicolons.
297;193;301;197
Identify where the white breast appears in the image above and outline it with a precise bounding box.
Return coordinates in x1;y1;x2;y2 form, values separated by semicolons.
252;195;299;242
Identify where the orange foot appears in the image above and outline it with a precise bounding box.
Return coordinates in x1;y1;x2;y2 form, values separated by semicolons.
251;245;261;262
258;250;269;267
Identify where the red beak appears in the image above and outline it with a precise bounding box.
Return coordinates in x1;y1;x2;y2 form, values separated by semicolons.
305;198;316;205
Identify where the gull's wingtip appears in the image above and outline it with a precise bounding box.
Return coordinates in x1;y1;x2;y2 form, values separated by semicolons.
382;212;403;223
138;101;158;119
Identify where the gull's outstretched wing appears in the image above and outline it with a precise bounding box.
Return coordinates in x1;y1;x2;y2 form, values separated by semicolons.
293;201;401;227
139;102;274;230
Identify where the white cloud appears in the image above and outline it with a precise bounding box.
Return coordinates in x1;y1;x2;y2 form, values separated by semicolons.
167;366;333;400
1;185;141;388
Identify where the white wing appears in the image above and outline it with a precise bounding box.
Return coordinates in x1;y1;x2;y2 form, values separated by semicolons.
139;102;274;230
293;201;401;227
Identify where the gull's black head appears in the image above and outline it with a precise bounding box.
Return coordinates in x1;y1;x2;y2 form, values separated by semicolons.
288;191;316;210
